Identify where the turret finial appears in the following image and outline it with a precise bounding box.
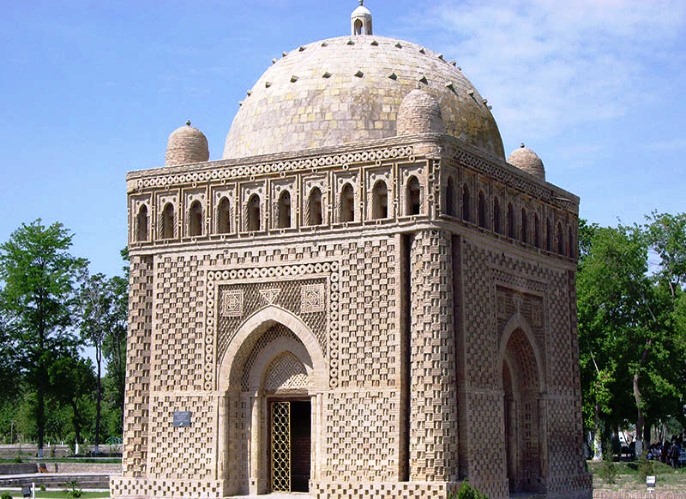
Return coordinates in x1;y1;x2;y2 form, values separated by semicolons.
351;0;372;36
186;120;192;126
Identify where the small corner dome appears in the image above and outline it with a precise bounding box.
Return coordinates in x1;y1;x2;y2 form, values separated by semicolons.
508;144;545;180
165;121;210;167
397;89;445;136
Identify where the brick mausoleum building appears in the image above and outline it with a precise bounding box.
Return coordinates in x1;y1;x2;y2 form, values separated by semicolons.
111;2;592;498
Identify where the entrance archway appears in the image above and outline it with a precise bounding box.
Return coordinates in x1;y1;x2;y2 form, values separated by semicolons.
217;307;327;496
499;320;545;494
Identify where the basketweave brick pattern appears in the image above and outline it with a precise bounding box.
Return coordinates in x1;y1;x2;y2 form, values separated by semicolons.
311;480;460;498
263;352;309;391
120;255;153;478
337;238;397;388
216;276;327;362
151;255;209;392
148;394;217;481
466;391;509;498
146;478;223;499
409;230;457;482
546;396;592;494
238;324;300;391
322;390;400;481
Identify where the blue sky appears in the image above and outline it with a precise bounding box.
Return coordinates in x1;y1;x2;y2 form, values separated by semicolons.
1;0;685;278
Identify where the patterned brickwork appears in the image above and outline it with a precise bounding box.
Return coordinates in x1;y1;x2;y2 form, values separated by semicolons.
322;390;400;481
238;324;300;391
216;277;327;361
148;394;217;481
462;389;508;498
151;255;210;392
264;352;309;391
121;255;153;477
337;238;397;388
409;230;458;482
311;480;460;498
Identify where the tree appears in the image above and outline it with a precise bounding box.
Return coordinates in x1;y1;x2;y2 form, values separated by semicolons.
48;355;96;449
78;270;127;453
0;220;88;457
578;215;686;457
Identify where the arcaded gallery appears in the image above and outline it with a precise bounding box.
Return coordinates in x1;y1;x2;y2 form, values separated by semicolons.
111;2;592;498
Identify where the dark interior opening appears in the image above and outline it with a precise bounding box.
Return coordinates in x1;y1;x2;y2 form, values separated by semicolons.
289;400;311;492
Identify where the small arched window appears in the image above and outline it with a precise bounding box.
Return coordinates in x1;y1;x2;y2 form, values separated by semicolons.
462;185;471;223
161;203;175;239
477;191;487;229
568;225;574;258
308;188;323;226
340;183;355;223
136;205;148;242
557;222;564;255
372;181;388;219
354;19;364;35
406;176;421;216
189;200;203;237
247;194;261;231
534;214;541;249
507;203;515;239
546;217;553;252
520;208;528;244
445;177;455;217
493;197;501;234
278;190;291;229
217;197;231;234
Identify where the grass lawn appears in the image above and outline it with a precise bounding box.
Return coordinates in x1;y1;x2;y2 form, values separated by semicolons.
0;491;108;498
589;458;686;493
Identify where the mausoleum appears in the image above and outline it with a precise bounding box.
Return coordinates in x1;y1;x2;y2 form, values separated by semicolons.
112;2;592;497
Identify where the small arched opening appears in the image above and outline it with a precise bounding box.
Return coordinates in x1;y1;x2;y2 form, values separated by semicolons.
534;214;541;249
406;176;421;216
189;200;203;237
247;194;261;232
278;190;292;229
556;222;564;255
445;177;455;217
307;188;323;226
507;203;515;239
462;184;471;223
161;203;175;239
217;197;231;234
477;191;487;229
371;180;388;220
493;197;502;234
340;183;355;223
136;205;148;242
521;208;528;244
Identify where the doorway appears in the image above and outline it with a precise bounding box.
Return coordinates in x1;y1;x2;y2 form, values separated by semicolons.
269;399;311;493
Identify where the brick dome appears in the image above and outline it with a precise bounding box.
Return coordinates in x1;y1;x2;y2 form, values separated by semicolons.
508;144;546;180
397;88;445;136
165;122;209;167
223;35;505;160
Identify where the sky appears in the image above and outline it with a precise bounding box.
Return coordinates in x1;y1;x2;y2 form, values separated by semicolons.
1;0;685;278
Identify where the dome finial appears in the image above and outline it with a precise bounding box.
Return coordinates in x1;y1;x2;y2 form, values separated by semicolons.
186;120;192;126
351;0;372;36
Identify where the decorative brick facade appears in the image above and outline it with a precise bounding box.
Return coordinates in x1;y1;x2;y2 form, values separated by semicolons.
112;3;591;498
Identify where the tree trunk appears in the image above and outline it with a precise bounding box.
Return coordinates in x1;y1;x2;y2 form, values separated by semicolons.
71;400;82;448
633;371;644;458
94;344;102;455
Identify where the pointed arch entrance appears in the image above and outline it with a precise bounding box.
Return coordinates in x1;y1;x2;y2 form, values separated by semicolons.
218;306;327;496
499;316;546;494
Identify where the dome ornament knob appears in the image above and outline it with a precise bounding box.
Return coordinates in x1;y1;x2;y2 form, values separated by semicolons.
186;120;192;126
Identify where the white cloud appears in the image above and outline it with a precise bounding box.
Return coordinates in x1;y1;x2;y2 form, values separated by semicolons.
414;0;686;142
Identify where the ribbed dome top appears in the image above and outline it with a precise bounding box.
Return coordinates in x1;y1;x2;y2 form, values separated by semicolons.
223;36;505;160
165;122;209;166
508;144;545;180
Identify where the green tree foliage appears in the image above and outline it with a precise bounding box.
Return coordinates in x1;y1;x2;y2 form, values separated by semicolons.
0;220;88;457
578;213;686;455
48;355;96;447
